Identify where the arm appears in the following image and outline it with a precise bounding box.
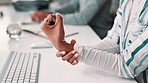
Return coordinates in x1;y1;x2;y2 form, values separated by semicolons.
74;4;148;78
56;3;148;77
75;28;148;78
61;0;108;25
40;2;123;76
40;4;147;79
82;38;120;54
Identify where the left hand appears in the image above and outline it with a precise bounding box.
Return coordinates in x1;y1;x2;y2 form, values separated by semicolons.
56;50;80;65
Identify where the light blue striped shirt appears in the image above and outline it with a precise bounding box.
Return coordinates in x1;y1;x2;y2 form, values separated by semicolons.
74;0;148;83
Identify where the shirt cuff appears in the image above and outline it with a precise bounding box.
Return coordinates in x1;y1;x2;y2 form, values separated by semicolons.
74;43;84;62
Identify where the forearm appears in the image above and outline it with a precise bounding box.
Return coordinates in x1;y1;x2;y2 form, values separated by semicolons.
57;37;119;55
85;38;120;53
74;45;133;78
57;36;119;54
74;28;148;78
73;37;133;78
73;38;122;76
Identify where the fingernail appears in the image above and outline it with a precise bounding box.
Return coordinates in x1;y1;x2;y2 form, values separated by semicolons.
72;50;76;54
57;12;62;17
60;51;66;55
72;60;77;65
74;53;79;57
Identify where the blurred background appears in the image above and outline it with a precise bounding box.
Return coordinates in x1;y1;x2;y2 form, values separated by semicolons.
0;0;71;9
0;0;119;39
0;0;119;13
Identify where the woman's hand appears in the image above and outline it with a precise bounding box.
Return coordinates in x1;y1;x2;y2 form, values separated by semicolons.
40;13;76;52
56;50;80;65
32;10;53;21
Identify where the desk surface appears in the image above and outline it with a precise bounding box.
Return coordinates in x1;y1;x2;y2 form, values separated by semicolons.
0;5;137;83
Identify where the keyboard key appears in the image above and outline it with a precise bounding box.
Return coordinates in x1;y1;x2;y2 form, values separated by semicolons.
30;79;36;83
12;81;17;83
18;80;23;83
0;51;41;83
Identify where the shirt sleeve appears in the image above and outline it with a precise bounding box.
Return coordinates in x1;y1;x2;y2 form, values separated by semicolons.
74;3;148;79
74;28;147;78
53;0;79;14
73;0;124;76
78;38;120;54
74;38;126;77
60;0;108;25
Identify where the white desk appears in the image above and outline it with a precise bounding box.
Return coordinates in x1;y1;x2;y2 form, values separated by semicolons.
0;5;137;83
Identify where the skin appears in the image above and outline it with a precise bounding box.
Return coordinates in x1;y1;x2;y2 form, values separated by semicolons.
56;50;80;65
32;10;53;21
40;13;80;65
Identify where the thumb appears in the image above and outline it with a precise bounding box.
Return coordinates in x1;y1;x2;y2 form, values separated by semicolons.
70;39;76;45
55;13;63;27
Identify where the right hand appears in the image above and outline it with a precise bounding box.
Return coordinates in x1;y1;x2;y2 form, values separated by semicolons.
32;10;53;21
40;13;76;52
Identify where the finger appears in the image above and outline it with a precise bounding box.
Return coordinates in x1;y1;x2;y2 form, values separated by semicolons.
32;13;38;21
71;60;78;65
46;14;56;25
40;13;48;21
41;17;53;29
40;19;49;29
32;15;37;21
67;52;79;63
56;51;66;57
39;15;45;21
70;39;76;45
62;50;77;61
34;10;43;20
37;10;45;21
41;13;62;29
51;14;56;22
55;13;63;26
32;10;40;21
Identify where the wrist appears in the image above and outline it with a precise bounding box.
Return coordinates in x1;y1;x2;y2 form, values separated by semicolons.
57;40;74;52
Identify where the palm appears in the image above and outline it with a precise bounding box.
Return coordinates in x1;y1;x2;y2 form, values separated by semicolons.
42;22;65;44
40;13;75;52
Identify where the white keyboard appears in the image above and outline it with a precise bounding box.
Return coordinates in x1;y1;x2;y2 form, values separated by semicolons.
0;51;41;83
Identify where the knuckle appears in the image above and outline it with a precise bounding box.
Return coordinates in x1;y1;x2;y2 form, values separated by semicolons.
67;59;73;63
74;53;79;58
72;50;76;54
62;57;66;61
56;52;61;57
66;52;73;58
56;54;60;57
